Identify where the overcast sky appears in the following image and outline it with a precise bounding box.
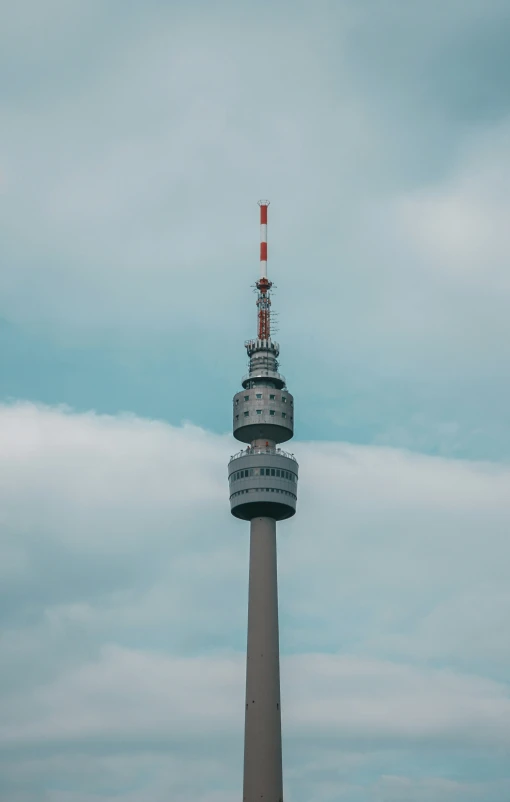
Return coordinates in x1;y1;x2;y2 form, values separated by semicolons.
1;1;510;800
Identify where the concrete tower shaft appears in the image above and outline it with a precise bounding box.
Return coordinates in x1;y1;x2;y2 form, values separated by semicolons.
228;201;298;802
243;516;282;801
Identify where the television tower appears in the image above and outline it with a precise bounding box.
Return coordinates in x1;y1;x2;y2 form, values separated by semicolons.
228;201;298;802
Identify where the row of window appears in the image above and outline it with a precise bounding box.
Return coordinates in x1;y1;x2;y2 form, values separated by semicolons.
231;488;297;500
230;468;297;482
236;394;292;404
236;410;292;420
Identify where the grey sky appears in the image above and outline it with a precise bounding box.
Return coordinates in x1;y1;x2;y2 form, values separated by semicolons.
1;1;510;799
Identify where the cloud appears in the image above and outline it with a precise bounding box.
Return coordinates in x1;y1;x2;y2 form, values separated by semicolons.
3;645;508;747
1;402;510;799
373;775;510;802
2;1;510;797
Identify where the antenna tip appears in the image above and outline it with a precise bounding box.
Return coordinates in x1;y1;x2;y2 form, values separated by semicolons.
258;199;270;206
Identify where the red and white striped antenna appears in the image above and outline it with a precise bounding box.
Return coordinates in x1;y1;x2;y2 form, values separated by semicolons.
258;199;269;278
256;200;272;340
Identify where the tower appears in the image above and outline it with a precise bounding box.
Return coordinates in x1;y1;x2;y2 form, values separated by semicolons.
228;201;298;802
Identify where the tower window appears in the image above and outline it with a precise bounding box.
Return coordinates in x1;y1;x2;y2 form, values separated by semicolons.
235;399;239;405
256;409;262;415
271;469;275;476
282;412;287;418
269;410;275;416
235;414;239;420
282;396;287;403
269;394;275;400
244;395;249;401
256;393;262;399
276;469;281;477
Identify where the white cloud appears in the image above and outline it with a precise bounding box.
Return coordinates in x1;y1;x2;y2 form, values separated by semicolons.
1;402;510;799
364;117;510;375
3;645;508;747
374;775;510;802
0;402;228;552
395;121;510;284
2;0;510;797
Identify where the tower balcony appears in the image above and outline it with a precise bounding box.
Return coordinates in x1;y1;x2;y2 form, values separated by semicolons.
228;448;299;521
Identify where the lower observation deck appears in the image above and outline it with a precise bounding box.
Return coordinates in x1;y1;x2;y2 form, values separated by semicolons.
228;447;299;521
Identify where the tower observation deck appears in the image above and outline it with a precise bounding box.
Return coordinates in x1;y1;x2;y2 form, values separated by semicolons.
228;201;298;802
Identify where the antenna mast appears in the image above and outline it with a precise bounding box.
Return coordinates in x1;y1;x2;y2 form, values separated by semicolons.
256;200;272;340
